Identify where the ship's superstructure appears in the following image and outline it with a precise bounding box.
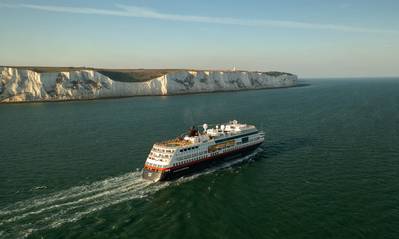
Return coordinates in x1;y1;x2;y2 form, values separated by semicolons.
142;120;264;181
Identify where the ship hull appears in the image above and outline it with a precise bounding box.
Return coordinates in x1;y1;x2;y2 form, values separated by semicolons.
142;142;262;181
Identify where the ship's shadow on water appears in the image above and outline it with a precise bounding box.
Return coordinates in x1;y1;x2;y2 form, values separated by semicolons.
187;138;314;179
256;137;314;159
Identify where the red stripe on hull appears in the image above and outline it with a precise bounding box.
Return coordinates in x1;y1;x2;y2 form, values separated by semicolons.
144;142;263;172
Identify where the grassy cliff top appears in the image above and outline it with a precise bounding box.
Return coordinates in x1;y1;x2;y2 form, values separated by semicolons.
1;66;294;82
98;69;180;82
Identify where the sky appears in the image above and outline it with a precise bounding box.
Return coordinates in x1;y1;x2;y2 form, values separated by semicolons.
0;0;398;77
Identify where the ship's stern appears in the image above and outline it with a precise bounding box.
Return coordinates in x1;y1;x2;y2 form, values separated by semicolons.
141;143;178;181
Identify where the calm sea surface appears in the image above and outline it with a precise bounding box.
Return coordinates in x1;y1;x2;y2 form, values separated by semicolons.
0;79;399;239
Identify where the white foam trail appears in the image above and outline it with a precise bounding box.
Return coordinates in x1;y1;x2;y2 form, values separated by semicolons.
0;172;143;216
0;171;168;238
0;149;262;239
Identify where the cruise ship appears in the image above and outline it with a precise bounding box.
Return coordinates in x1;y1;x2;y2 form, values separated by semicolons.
142;120;264;181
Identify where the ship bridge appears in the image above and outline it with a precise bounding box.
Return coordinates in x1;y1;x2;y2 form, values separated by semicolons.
204;120;256;138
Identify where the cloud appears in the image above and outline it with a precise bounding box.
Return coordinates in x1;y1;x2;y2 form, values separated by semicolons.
1;3;397;34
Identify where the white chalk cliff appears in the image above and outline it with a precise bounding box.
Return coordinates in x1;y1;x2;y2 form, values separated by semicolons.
0;67;297;103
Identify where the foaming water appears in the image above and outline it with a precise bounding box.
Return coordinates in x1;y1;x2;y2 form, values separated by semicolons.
0;150;261;238
0;171;166;238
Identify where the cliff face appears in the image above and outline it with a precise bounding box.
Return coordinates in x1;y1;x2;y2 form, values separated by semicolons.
0;67;297;103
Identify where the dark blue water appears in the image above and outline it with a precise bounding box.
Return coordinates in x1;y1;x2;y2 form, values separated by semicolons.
1;79;399;238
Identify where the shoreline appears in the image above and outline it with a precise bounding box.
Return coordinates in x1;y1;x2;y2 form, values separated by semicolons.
0;83;308;105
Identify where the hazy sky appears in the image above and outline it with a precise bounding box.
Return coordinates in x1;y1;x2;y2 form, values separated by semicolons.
0;0;398;77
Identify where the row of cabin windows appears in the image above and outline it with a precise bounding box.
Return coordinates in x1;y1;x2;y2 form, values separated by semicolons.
174;156;202;166
179;145;199;152
209;137;258;154
147;162;161;168
149;152;172;158
172;138;260;167
153;148;175;153
148;156;168;162
178;151;207;160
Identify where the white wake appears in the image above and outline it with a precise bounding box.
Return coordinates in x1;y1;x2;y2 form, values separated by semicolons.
0;149;261;239
0;171;168;238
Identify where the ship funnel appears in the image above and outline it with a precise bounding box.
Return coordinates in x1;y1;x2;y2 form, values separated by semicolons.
203;123;208;131
221;125;225;132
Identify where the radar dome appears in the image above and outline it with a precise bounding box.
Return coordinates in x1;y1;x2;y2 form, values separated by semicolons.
203;123;208;131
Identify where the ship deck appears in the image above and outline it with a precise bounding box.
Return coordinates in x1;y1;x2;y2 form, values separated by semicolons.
155;138;193;147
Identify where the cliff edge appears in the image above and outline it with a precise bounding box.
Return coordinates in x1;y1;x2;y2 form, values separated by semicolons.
0;67;298;103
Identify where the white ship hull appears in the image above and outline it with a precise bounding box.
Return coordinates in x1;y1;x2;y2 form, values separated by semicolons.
142;120;264;181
